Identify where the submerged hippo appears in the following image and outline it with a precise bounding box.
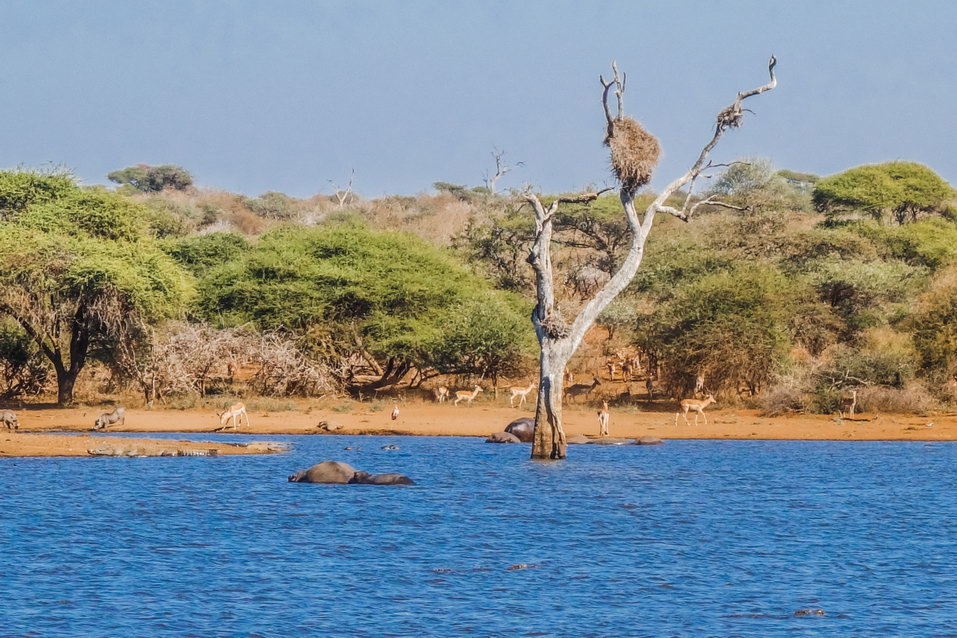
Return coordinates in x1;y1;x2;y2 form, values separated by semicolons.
288;461;357;484
486;431;521;444
349;471;415;485
289;461;413;486
504;417;534;443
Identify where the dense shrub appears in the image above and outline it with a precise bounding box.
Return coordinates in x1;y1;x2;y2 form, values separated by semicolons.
813;161;954;224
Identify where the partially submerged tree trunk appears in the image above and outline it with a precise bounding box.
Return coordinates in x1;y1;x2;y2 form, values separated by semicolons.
526;57;778;460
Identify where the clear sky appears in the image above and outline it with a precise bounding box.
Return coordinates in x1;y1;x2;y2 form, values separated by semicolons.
2;1;954;197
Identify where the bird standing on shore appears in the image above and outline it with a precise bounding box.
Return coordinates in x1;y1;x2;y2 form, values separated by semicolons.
391;404;400;421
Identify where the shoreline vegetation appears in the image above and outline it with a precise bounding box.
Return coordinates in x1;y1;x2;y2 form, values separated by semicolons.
2;159;957;459
2;403;956;457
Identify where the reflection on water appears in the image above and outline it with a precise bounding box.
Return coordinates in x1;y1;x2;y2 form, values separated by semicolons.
1;435;956;636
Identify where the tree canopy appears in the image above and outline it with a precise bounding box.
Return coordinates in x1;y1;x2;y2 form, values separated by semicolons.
0;171;194;404
108;164;194;192
813;161;955;224
190;222;533;388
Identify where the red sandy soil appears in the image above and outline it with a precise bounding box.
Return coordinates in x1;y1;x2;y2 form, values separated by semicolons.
2;400;955;457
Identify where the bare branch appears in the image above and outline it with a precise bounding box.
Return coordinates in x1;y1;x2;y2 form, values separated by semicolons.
328;169;355;208
483;148;523;194
599;60;625;136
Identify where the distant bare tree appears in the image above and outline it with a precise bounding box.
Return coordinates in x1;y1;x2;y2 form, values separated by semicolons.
526;57;777;459
329;169;355;208
483;148;523;194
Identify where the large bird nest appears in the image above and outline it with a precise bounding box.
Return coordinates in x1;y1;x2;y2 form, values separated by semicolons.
604;117;660;194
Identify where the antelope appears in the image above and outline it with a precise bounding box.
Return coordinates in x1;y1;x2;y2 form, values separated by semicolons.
645;376;655;400
675;394;716;426
391;404;400;421
839;390;857;419
607;361;619;381
432;386;449;403
597;401;610;437
565;378;601;404
509;382;535;408
93;407;125;430
453;385;483;406
217;402;249;430
694;373;706;397
563;369;575;386
1;410;18;430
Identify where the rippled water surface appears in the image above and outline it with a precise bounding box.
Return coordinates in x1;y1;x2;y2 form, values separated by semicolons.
2;435;957;636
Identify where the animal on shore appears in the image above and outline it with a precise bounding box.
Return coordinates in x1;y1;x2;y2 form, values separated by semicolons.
674;394;716;426
453;385;483;406
839;390;857;419
217;402;249;431
391;404;400;421
509;382;535;408
1;410;18;430
432;386;449;403
645;376;655;400
93;407;125;431
565;378;601;404
597;401;610;437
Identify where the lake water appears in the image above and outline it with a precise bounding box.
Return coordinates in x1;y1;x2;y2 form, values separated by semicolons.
1;434;956;636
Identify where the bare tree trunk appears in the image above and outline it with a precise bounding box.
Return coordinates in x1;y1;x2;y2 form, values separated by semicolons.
532;343;570;459
523;57;777;461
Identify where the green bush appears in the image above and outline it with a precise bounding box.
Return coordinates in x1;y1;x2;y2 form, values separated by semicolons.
108;164;193;192
813;161;954;224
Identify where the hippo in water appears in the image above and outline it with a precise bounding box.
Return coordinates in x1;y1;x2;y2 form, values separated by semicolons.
288;461;414;486
504;417;534;443
288;461;357;484
349;471;415;486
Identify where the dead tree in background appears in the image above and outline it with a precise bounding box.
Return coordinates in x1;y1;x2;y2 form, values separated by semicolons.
329;169;355;208
526;56;777;460
483;148;523;194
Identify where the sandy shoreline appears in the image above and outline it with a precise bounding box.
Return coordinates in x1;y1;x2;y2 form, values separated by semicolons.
1;402;955;457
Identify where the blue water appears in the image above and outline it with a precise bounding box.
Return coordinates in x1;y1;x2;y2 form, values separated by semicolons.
2;435;956;636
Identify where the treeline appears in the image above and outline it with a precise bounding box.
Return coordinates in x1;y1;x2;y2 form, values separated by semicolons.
0;159;955;414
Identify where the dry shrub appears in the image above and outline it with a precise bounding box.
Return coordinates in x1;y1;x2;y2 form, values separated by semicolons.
130;323;338;401
856;383;936;415
248;333;337;397
605;117;660;193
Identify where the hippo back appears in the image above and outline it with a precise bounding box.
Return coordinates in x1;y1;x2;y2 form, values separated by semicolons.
504;417;535;443
288;461;357;484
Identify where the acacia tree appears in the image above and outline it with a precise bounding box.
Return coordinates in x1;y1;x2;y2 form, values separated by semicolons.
525;57;778;459
0;181;193;405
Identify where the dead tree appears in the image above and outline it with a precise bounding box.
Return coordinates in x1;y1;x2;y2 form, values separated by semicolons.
483;148;523;194
526;56;777;460
328;169;355;208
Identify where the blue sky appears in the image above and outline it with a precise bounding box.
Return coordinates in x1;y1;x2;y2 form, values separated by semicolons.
2;1;954;197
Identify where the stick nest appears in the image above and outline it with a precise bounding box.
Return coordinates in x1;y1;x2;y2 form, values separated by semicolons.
540;312;570;340
605;117;660;194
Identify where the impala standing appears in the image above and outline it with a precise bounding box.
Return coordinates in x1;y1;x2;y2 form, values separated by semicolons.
565;378;601;404
453;385;483;406
432;386;449;403
674;394;716;427
597;401;610;437
509;382;535;408
839;390;857;419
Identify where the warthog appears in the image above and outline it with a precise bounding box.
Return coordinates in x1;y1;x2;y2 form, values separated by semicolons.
93;407;125;431
1;410;18;430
